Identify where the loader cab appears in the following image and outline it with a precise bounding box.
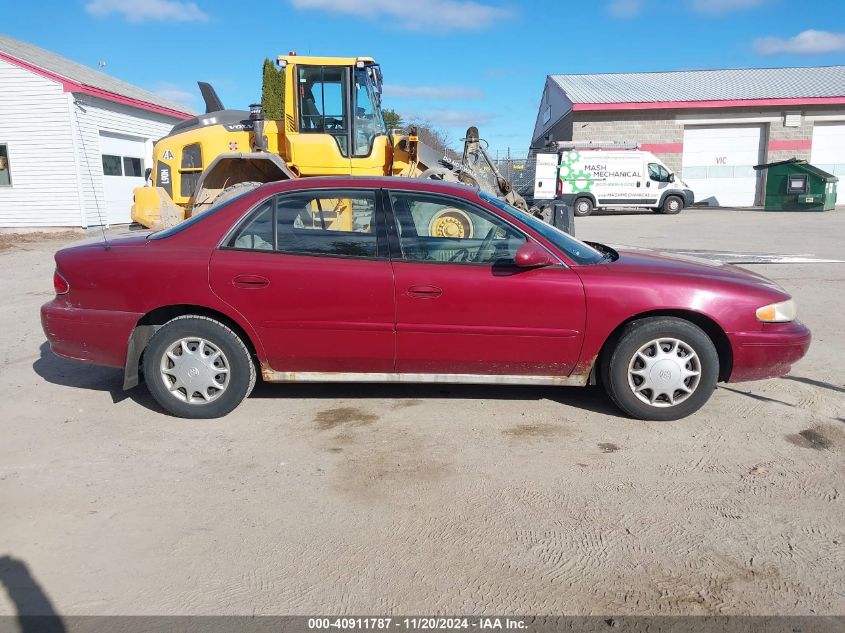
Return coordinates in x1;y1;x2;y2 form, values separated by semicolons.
282;55;387;176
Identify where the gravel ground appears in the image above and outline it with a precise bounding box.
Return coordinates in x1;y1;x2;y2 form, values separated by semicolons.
0;207;843;617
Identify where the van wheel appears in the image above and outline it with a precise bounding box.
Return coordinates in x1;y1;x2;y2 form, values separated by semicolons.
143;316;256;419
661;195;683;215
601;317;718;421
573;197;594;217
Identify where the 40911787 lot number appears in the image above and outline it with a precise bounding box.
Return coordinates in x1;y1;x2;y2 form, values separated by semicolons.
307;617;528;630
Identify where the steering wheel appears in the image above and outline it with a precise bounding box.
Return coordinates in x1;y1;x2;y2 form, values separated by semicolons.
449;248;470;262
473;227;496;263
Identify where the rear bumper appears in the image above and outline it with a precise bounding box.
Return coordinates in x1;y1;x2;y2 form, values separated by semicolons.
41;300;140;369
727;321;811;382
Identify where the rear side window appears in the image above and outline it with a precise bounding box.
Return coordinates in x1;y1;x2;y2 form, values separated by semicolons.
226;190;380;258
180;142;203;198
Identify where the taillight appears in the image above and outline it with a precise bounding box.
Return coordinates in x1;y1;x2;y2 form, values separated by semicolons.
556;177;562;196
53;270;70;295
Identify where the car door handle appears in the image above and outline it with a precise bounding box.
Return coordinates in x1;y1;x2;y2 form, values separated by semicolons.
232;274;270;289
636;181;641;187
407;285;442;299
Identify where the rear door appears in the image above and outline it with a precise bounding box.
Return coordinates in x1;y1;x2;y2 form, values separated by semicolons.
386;189;586;376
209;188;395;373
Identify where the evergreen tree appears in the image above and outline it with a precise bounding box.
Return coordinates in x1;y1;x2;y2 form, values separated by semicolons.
382;108;404;130
261;58;285;120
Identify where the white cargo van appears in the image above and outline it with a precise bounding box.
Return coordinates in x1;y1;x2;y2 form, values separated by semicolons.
533;143;694;216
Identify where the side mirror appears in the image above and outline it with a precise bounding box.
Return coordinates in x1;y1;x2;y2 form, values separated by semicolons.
144;167;152;182
514;242;553;268
668;173;675;183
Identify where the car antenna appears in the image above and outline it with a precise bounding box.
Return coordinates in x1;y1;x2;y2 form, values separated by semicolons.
72;100;111;250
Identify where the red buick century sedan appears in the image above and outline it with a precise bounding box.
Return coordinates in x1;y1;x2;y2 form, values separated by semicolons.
41;177;810;420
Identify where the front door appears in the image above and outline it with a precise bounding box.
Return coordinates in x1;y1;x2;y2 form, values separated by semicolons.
209;188;394;372
386;190;586;376
646;161;672;205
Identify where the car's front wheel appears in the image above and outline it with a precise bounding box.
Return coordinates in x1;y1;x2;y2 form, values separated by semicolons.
143;316;256;418
602;317;718;421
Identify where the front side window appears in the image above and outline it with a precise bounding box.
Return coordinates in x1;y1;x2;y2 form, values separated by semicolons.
226;190;379;258
353;67;386;157
389;192;526;265
0;144;11;186
648;162;671;182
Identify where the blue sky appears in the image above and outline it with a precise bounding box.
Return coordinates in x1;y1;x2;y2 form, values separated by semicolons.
4;0;845;156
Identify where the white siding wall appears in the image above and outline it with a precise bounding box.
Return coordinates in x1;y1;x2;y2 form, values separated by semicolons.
0;57;81;227
69;94;180;227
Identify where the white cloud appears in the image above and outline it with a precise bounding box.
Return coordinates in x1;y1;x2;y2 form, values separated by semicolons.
151;83;200;110
691;0;765;14
384;85;484;100
403;109;496;128
608;0;643;18
755;30;845;55
85;0;209;23
289;0;511;32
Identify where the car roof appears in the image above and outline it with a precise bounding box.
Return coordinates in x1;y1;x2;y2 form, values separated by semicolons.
258;176;481;197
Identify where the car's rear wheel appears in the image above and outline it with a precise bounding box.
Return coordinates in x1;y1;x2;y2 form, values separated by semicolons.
143;316;256;419
602;317;718;421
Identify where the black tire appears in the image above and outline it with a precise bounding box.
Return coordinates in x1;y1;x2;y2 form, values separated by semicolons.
143;316;256;419
211;181;263;209
660;195;683;215
573;197;594;217
601;317;719;421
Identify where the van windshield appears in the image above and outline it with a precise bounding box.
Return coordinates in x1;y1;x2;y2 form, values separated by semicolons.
479;193;605;265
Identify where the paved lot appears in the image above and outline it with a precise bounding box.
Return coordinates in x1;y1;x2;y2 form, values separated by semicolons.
1;208;843;616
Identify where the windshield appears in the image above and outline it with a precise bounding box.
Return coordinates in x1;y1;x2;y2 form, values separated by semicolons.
479;192;605;265
353;66;386;157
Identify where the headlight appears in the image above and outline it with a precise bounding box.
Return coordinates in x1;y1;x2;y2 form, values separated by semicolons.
756;299;797;323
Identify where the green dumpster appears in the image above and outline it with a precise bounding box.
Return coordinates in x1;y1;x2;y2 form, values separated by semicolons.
754;158;838;211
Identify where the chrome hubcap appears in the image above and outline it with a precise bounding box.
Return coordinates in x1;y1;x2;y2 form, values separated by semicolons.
627;337;701;408
159;337;229;404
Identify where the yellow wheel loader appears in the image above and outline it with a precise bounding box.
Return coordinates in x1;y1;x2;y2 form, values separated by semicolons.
131;54;528;230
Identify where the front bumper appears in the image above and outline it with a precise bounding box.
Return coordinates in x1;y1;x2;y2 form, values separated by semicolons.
41;300;140;369
681;189;695;207
727;320;811;382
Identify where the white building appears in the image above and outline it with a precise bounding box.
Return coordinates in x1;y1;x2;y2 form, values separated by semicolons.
0;35;192;228
531;67;845;207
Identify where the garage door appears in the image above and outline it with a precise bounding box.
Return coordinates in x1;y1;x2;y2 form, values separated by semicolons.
811;122;845;204
99;132;147;225
681;125;765;207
